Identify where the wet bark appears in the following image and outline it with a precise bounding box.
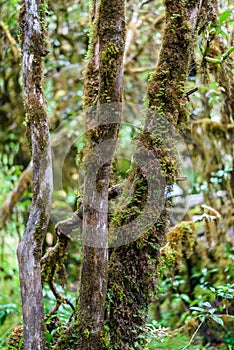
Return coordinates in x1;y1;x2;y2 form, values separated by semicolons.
17;1;52;349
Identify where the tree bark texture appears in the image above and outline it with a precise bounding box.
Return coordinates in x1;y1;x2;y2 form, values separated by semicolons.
17;1;52;349
53;1;126;349
78;0;126;348
107;1;216;349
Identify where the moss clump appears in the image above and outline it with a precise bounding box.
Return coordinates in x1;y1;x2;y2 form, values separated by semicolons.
7;325;24;350
41;232;68;285
161;221;196;271
52;321;80;350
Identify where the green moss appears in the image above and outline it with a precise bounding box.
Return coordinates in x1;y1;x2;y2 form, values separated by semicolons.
84;328;90;339
160;221;196;272
41;233;68;285
106;1;217;348
100;327;110;347
52;322;80;350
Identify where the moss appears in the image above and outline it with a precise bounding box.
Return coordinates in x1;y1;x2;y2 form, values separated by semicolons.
52;321;80;350
161;221;196;271
83;0;126;109
100;327;110;347
7;326;24;349
145;2;194;127
41;233;68;285
106;1;217;348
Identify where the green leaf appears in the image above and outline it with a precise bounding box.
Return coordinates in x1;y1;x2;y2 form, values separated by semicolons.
203;301;211;308
216;29;227;38
208;308;217;315
222;293;233;299
18;338;24;348
219;10;231;25
210;314;224;326
190;306;206;312
181;294;191;303
222;47;234;60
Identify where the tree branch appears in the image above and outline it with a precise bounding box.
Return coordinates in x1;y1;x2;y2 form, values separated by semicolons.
0;162;32;228
0;21;21;59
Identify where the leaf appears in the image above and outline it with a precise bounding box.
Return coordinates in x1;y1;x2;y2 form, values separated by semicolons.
222;47;234;60
222;293;233;299
210;314;224;326
181;294;190;303
18;338;24;348
219;10;231;25
216;29;227;38
208;308;217;315
190;306;205;312
203;301;212;308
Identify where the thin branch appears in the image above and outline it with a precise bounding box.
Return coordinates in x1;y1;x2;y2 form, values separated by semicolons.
49;282;75;311
0;162;32;228
181;320;204;350
126;65;157;73
0;21;21;59
201;204;221;219
139;0;154;8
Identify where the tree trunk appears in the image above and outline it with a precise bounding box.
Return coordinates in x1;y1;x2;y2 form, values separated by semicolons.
78;1;126;348
17;1;52;349
53;1;126;349
107;1;216;348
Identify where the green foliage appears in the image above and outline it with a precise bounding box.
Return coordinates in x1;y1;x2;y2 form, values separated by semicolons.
0;0;20;31
148;332;194;350
0;303;18;326
1;0;234;349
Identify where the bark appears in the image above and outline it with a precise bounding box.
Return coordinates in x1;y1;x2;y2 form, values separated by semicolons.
78;1;126;348
17;1;52;349
53;1;126;349
107;1;216;349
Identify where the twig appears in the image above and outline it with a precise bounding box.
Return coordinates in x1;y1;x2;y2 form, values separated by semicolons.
50;282;75;311
201;204;221;219
0;21;21;59
181;320;204;350
186;87;198;97
0;162;32;228
126;65;157;73
139;0;154;8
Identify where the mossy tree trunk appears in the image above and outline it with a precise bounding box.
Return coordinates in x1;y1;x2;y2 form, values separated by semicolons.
106;1;216;349
17;1;52;349
78;0;126;347
54;1;126;349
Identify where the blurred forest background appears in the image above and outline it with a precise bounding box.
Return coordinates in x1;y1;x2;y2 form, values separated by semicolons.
0;0;234;349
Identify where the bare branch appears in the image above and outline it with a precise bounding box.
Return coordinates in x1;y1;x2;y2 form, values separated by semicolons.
0;162;32;228
0;21;21;59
